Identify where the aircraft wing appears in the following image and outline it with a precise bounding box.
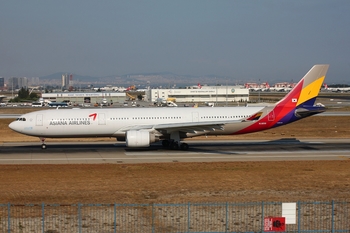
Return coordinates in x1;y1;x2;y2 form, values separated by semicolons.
116;120;242;134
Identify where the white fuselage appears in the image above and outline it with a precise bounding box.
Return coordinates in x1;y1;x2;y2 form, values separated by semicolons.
9;107;264;138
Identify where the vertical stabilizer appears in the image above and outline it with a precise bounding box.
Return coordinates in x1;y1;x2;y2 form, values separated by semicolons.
276;64;329;108
236;65;329;134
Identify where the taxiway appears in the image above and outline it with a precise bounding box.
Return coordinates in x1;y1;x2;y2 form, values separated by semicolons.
1;138;349;164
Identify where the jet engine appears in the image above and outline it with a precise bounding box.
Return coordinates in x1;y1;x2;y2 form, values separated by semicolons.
125;130;156;147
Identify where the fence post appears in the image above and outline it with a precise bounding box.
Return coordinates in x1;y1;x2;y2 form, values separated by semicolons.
188;202;191;232
42;203;45;233
331;200;335;233
152;204;155;233
261;201;265;233
225;202;228;233
78;203;82;233
298;201;301;233
7;203;10;233
114;203;116;233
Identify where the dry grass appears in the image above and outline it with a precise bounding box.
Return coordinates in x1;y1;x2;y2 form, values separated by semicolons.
0;161;349;204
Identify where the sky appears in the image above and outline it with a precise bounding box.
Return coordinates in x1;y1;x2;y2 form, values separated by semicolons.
1;1;350;84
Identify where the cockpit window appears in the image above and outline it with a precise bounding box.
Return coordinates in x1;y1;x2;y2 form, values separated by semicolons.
16;118;26;121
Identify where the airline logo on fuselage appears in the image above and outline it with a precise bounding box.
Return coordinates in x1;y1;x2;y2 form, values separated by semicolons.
49;120;91;126
89;113;97;120
48;113;97;126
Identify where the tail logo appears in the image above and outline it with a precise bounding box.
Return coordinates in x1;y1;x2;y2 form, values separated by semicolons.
89;113;97;121
246;112;263;121
235;64;329;135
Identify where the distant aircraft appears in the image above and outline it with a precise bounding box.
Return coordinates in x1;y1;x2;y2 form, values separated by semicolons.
269;86;286;92
323;83;350;92
245;82;269;92
125;85;136;91
190;83;202;89
261;82;270;91
101;98;108;106
9;65;329;150
116;87;127;92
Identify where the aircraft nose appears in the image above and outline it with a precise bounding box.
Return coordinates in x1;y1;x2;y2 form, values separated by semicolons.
9;121;21;133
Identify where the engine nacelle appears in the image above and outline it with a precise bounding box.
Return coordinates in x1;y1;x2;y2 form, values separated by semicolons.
125;130;156;147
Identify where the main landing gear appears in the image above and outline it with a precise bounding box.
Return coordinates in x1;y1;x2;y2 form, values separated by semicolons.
40;137;47;149
162;140;189;150
162;131;189;150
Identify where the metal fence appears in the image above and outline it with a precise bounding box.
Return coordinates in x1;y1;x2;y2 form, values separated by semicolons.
0;200;349;233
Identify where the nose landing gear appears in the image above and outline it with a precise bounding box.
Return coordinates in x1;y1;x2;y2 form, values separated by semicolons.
40;137;47;149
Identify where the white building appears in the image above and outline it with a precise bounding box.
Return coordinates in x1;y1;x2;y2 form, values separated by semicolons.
148;85;249;103
42;92;126;105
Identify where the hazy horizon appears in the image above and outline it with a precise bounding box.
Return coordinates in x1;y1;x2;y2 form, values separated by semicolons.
1;1;350;83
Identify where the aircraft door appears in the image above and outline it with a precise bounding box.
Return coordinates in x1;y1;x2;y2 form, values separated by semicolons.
267;110;275;122
36;114;43;126
192;112;199;122
98;113;106;125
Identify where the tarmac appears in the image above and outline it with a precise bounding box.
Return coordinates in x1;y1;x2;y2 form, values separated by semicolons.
1;138;350;164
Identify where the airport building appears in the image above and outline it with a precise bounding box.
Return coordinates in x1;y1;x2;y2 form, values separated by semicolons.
147;85;249;103
42;92;126;106
42;85;249;106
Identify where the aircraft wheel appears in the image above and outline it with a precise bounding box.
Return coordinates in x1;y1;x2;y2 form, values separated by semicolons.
170;142;179;150
41;144;47;149
180;143;189;151
162;140;170;147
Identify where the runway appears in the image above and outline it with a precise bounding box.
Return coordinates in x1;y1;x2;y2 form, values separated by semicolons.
1;138;349;164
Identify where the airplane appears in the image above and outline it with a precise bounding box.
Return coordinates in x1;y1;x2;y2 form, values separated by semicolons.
269;85;287;92
323;83;350;92
9;64;329;150
101;98;108;106
245;82;270;92
189;83;202;89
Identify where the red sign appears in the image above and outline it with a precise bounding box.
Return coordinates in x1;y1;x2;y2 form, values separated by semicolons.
264;217;285;232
